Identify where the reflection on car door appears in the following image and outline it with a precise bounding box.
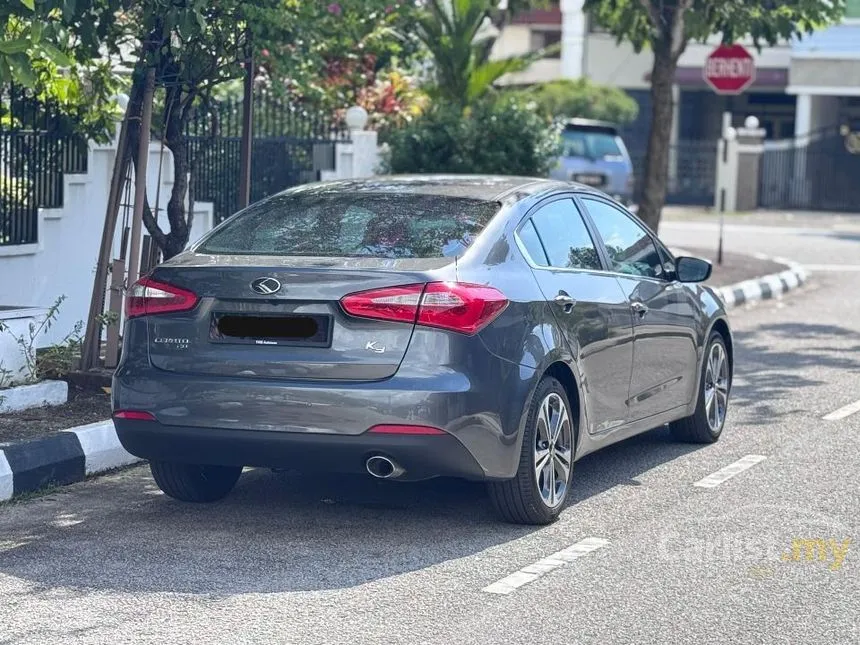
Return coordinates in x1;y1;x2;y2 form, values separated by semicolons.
580;196;699;421
516;197;634;434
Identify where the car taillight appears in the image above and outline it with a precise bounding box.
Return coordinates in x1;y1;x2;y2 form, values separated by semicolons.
340;282;508;335
125;277;198;319
113;410;156;421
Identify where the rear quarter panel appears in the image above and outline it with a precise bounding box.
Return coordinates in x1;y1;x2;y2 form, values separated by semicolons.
456;196;585;464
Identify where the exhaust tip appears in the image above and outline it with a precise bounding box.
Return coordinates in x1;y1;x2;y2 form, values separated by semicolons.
366;455;404;479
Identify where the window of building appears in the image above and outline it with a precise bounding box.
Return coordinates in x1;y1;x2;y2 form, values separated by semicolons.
530;29;561;58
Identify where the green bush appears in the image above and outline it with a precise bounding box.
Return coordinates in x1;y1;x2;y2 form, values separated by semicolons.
384;97;560;176
513;79;639;125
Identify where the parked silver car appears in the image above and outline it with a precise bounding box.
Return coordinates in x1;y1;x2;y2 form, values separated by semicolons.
550;119;635;205
113;175;732;525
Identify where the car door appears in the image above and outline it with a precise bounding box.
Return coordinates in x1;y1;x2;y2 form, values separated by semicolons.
515;196;634;434
578;196;699;422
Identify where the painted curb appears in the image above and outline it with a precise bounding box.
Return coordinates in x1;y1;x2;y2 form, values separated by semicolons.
714;258;809;310
0;380;69;414
0;419;140;502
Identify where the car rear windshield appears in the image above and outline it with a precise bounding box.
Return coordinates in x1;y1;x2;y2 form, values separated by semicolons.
561;129;623;159
197;193;501;258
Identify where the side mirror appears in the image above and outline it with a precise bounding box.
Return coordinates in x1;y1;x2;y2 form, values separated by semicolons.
675;256;712;283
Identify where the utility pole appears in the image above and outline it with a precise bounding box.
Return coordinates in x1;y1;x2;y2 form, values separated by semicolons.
126;68;156;287
238;29;254;210
717;111;732;266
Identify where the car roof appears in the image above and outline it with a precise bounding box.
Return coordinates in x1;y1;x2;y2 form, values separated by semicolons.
282;174;576;202
562;118;619;132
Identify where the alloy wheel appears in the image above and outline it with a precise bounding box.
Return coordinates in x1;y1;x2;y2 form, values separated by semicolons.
533;392;573;508
704;342;729;431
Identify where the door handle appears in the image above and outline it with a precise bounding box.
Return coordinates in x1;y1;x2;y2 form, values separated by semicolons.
631;301;649;317
554;293;576;314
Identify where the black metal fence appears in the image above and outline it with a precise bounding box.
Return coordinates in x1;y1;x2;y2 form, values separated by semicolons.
1;86;88;246
759;127;860;212
184;95;348;223
630;139;718;206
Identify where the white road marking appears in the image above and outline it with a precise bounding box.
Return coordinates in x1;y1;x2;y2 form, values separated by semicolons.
482;537;609;595
804;264;860;272
693;455;767;489
0;450;12;501
823;399;860;421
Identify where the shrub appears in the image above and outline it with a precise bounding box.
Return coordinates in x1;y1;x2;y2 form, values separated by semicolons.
513;79;639;125
384;96;560;176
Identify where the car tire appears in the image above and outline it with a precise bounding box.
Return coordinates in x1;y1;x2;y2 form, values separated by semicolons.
149;461;242;503
670;331;731;443
488;376;575;525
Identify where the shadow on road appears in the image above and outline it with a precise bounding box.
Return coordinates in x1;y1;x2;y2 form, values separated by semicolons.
730;321;860;425
0;427;701;597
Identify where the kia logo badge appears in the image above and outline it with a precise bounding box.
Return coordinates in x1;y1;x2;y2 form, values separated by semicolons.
250;277;282;295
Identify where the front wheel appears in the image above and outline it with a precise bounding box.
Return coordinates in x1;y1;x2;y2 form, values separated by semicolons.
149;461;242;503
670;332;730;443
488;377;575;525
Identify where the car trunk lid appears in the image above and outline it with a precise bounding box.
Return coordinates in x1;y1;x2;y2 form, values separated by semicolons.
145;255;455;381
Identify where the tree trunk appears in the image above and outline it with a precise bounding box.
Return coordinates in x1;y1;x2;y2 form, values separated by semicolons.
161;85;191;261
637;44;678;232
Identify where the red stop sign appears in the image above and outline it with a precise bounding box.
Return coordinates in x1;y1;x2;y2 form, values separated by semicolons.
704;44;756;95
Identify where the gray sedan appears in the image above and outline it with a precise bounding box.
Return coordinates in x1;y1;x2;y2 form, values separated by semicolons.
112;175;732;525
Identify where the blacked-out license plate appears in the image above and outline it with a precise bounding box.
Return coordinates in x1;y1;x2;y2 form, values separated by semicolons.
210;313;332;347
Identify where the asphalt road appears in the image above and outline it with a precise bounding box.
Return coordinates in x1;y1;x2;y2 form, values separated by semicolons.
1;214;859;645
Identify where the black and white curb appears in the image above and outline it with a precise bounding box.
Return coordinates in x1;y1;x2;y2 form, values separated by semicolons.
0;420;139;501
714;258;809;309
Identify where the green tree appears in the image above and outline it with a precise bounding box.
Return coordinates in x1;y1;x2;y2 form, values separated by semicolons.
416;0;555;106
258;1;422;106
122;0;283;259
584;0;845;231
1;0;124;138
123;0;428;260
514;78;638;124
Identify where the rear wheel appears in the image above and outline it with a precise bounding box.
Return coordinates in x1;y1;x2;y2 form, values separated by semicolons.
670;332;730;443
488;377;574;525
149;461;242;503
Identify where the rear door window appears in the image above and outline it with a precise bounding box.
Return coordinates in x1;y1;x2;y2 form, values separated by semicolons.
197;193;500;258
526;199;602;271
517;219;549;266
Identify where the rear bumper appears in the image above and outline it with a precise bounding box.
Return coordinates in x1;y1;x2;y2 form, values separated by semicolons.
114;419;486;481
112;357;537;480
